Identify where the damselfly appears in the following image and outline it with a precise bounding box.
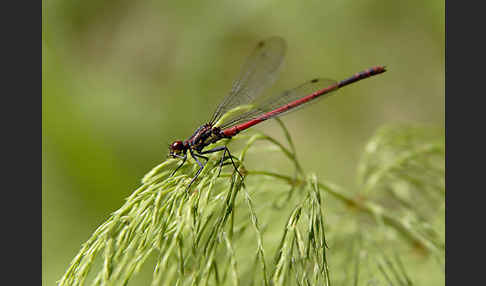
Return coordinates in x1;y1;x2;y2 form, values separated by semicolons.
168;36;386;189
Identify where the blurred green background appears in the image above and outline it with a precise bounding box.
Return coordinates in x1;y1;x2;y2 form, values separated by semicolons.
42;0;444;285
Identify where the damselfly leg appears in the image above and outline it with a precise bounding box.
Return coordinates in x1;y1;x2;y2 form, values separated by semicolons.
170;154;187;177
170;146;243;192
199;146;243;178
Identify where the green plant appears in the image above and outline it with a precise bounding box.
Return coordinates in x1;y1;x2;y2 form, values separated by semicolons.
58;121;444;286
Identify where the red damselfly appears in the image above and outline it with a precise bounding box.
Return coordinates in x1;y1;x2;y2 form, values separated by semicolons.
169;36;386;189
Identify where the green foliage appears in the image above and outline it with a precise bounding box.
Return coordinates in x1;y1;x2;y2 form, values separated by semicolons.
59;123;444;286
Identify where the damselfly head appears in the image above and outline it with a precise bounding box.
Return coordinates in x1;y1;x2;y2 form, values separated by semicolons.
169;140;185;158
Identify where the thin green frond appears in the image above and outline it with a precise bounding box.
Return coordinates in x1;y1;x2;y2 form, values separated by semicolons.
59;123;444;286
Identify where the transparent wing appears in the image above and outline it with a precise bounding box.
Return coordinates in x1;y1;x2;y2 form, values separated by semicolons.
209;36;287;124
218;78;338;129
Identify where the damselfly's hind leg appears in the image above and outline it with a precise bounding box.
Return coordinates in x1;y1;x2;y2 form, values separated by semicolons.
180;147;243;192
200;146;243;179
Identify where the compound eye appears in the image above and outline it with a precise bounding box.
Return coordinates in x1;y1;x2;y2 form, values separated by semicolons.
170;141;184;151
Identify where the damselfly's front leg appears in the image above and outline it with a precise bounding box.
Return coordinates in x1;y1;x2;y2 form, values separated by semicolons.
170;153;187;177
185;149;207;191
